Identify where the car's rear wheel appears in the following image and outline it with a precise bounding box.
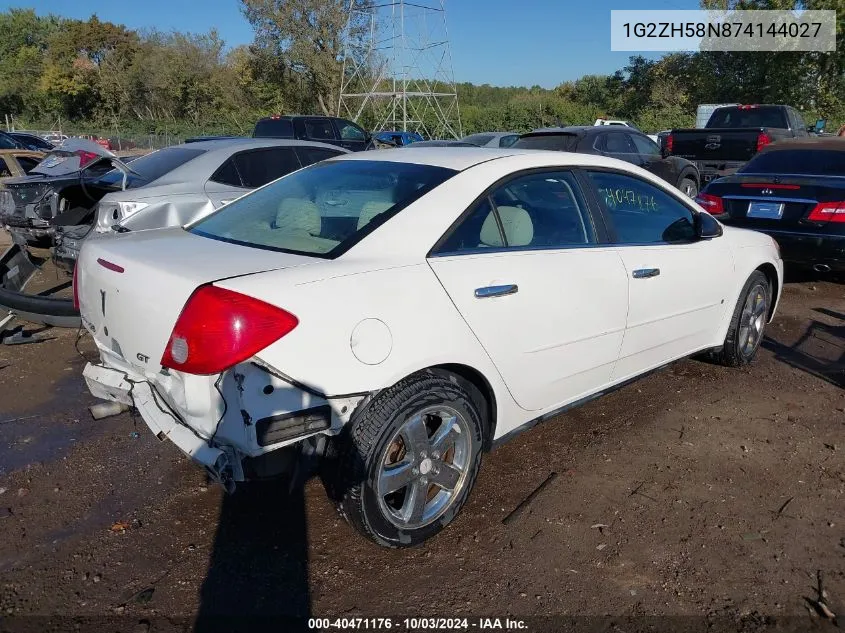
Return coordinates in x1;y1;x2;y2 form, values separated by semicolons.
331;370;485;547
680;176;698;199
714;271;770;367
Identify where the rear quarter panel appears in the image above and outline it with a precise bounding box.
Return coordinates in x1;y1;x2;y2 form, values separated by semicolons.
215;259;530;439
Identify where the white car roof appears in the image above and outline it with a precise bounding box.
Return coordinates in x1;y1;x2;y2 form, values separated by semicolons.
332;146;638;172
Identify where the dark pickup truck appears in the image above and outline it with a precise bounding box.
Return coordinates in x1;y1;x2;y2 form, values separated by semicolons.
666;104;810;184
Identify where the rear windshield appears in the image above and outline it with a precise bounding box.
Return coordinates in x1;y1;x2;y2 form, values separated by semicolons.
707;106;787;129
740;149;845;176
254;118;294;138
94;147;205;188
511;134;579;151
190;159;456;257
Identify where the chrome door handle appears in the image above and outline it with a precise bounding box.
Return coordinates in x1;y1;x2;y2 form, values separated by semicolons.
475;284;518;299
632;268;660;279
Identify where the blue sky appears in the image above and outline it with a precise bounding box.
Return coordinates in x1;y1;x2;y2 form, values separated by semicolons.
3;0;701;88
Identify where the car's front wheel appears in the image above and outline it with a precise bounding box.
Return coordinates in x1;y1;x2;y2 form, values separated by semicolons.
332;370;485;547
714;271;771;367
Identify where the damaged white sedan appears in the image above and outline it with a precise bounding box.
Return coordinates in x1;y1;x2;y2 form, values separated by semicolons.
77;148;782;547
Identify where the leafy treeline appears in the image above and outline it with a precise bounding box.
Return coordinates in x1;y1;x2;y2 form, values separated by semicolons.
0;0;843;139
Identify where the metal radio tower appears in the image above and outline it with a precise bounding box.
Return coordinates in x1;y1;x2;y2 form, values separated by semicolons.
338;0;462;139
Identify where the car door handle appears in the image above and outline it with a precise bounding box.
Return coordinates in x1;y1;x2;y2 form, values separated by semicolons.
632;268;660;279
475;284;518;299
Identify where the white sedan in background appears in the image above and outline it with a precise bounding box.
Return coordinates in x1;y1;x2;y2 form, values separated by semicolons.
76;148;782;547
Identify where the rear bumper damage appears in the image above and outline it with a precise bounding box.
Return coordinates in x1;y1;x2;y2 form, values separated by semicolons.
83;357;366;487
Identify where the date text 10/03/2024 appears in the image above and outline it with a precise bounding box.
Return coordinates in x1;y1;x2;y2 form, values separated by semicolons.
307;617;529;630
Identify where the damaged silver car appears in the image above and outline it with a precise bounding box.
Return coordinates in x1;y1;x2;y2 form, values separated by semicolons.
0;138;348;326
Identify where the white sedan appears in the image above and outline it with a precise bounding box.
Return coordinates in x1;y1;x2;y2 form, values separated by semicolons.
76;148;783;547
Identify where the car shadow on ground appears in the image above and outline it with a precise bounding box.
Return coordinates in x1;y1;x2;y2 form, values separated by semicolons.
193;479;312;633
762;307;845;389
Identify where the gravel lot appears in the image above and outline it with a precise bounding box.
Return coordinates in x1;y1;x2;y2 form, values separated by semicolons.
0;269;842;633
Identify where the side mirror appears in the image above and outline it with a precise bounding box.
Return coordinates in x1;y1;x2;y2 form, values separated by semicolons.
696;211;723;239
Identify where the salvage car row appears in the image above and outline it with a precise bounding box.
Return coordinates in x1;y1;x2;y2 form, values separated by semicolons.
3;112;842;548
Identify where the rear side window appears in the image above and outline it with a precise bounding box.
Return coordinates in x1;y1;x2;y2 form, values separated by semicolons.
587;171;696;244
435;171;595;254
305;119;336;140
512;134;579;151
0;158;10;177
707;106;787;129
233;148;301;188
254;118;294;138
210;158;243;187
603;132;635;154
741;149;845;176
499;134;519;148
296;146;343;166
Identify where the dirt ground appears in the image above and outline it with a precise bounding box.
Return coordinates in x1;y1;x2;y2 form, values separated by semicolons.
0;272;842;633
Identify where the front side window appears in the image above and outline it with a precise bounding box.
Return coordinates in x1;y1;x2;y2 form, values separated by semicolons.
336;120;366;141
587;171;696;244
435;171;595;254
499;134;519;148
191;160;456;257
630;134;660;156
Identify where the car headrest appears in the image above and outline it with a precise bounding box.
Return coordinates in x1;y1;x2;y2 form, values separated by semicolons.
480;205;533;247
274;198;321;234
357;201;395;230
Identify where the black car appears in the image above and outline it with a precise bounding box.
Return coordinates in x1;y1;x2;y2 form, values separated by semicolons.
253;115;372;152
696;138;845;274
0;131;23;150
8;132;55;151
513;126;701;198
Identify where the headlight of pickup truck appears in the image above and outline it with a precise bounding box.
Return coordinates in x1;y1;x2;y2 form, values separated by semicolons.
96;200;149;232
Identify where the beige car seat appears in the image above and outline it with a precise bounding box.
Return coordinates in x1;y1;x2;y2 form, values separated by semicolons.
479;205;533;247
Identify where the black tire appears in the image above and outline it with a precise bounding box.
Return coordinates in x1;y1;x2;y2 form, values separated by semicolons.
679;175;698;199
330;370;485;548
713;271;771;367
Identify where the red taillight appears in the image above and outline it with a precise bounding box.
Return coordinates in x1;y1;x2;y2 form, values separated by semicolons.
738;104;759;110
807;201;845;223
756;132;771;153
665;133;674;154
75;150;99;168
97;258;124;273
160;285;298;375
695;192;725;216
72;265;80;310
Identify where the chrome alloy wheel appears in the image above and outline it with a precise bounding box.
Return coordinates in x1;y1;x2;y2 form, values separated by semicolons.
738;283;768;356
376;406;471;529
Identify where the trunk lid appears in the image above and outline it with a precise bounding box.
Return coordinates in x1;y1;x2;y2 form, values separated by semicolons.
706;175;845;232
77;227;318;374
670;128;764;162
